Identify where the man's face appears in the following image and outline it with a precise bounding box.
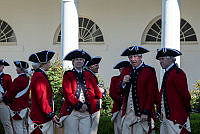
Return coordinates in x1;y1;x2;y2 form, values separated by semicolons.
41;61;51;71
89;64;99;73
158;57;173;69
0;65;4;72
119;68;124;74
73;58;85;69
16;67;23;74
128;55;142;68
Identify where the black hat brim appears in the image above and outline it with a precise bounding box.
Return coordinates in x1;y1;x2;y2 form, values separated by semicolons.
113;61;130;69
14;61;29;69
29;50;55;63
156;48;182;59
64;49;91;61
121;46;149;56
0;60;10;66
86;56;102;67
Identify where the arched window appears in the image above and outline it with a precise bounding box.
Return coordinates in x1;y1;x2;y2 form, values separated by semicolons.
0;19;16;45
54;17;104;44
142;16;197;44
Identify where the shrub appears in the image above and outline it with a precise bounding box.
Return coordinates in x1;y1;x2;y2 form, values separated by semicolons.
47;59;64;115
96;75;113;116
190;80;200;112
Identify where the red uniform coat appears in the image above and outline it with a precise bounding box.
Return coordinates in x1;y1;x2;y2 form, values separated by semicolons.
5;74;30;111
29;69;54;124
109;75;123;113
120;64;158;117
60;69;102;117
159;65;191;125
0;73;12;93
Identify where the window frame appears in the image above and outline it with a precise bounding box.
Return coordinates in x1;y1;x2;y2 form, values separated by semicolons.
0;19;17;46
141;16;198;45
53;17;104;45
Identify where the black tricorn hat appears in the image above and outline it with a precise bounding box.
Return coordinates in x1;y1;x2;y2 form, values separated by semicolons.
64;49;91;61
156;48;182;60
86;56;102;67
28;50;55;63
113;60;130;69
0;59;10;66
14;61;29;69
121;46;149;56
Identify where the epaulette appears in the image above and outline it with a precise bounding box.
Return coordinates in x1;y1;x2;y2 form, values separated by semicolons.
175;67;181;74
64;70;73;75
171;64;181;73
85;69;98;83
144;64;156;73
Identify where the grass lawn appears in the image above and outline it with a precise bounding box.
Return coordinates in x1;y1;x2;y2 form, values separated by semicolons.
97;113;200;134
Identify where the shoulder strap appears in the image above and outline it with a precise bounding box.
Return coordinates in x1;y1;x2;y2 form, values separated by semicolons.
15;78;31;98
0;73;4;93
0;84;4;94
144;64;156;73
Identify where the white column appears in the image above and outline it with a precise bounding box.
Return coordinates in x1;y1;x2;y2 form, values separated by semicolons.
161;0;181;65
160;0;181;88
61;0;79;69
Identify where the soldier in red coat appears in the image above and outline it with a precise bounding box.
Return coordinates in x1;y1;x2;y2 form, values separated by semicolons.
59;49;102;134
120;46;158;134
109;60;130;134
156;48;191;134
0;59;13;134
85;56;106;134
28;50;59;134
3;61;30;134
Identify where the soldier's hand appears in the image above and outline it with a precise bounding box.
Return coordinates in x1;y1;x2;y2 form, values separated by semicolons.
98;87;105;93
53;115;60;124
123;75;131;83
0;97;2;103
79;104;88;112
141;114;148;122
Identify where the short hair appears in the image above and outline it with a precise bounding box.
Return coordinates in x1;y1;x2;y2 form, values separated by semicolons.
32;62;41;69
128;54;142;58
21;68;28;73
166;56;176;62
172;57;176;62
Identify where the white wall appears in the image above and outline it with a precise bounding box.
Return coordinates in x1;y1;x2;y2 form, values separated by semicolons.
79;0;200;90
0;0;199;90
0;0;61;78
